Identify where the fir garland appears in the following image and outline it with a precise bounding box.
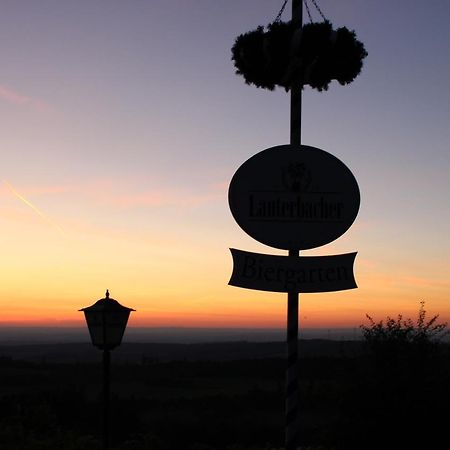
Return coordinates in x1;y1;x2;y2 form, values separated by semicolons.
231;20;367;92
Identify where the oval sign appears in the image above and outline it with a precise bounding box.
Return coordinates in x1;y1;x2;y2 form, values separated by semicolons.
228;145;360;250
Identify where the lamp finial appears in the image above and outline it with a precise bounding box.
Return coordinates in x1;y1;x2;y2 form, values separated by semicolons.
105;289;109;299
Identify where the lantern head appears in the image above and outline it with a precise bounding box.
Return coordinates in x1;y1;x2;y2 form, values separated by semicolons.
79;290;135;350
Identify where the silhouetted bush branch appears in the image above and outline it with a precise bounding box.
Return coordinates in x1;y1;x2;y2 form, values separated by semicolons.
360;301;448;364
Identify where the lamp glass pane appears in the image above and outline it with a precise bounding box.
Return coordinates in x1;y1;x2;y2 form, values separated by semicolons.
84;311;105;347
105;311;130;347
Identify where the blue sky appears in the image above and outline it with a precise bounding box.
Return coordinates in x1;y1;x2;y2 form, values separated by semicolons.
0;0;449;327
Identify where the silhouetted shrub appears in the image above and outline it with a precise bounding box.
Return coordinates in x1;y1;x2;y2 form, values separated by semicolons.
345;302;450;449
360;301;448;367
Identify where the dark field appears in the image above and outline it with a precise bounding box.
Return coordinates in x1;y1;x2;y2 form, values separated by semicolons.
0;340;449;450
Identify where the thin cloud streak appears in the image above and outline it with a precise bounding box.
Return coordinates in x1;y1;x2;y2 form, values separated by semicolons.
0;85;29;105
109;189;222;208
401;276;450;290
3;180;65;236
3;180;225;209
0;84;52;112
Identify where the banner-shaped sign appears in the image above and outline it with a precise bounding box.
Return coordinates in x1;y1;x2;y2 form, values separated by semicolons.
229;248;357;293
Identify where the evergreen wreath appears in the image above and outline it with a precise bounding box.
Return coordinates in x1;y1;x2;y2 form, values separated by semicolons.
231;20;367;91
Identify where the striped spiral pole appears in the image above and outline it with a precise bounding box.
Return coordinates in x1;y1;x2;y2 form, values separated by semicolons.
286;2;302;450
286;262;299;450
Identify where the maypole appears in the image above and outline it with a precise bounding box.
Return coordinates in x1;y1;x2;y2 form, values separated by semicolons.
228;1;367;448
286;4;302;449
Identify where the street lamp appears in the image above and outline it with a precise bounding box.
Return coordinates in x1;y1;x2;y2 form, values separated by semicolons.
80;290;135;450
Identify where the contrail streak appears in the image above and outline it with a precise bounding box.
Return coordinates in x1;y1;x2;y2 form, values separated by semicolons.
3;180;65;236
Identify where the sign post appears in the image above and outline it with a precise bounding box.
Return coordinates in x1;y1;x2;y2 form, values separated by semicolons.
287;3;302;448
228;144;360;450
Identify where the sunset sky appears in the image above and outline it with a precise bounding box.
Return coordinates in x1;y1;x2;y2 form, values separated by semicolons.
0;0;449;329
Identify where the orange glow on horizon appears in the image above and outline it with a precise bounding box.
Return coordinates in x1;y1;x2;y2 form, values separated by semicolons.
1;181;448;332
1;289;448;329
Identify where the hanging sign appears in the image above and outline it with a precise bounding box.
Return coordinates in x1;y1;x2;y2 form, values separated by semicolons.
228;145;360;250
229;248;357;293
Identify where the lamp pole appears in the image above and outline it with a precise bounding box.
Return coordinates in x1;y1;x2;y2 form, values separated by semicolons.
103;348;111;450
79;290;135;450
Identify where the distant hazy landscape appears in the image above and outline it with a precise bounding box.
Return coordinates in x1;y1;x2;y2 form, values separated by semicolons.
0;327;365;364
0;337;447;449
0;326;363;345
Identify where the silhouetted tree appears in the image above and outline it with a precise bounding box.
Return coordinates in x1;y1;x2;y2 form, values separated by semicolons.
362;301;448;342
351;302;450;449
360;301;448;366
